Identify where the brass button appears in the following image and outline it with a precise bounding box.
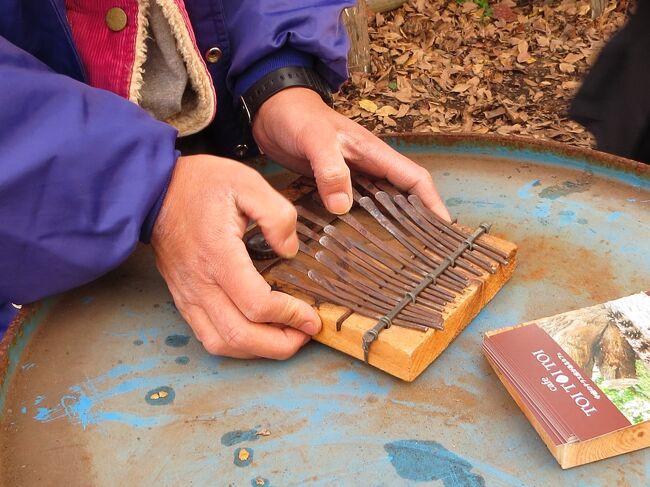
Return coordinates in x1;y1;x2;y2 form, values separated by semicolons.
106;7;128;32
205;47;223;64
234;144;248;158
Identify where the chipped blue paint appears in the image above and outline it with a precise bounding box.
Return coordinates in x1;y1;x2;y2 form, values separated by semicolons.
107;326;161;346
34;407;50;421
250;477;270;487
222;429;260;446
384;439;531;487
234;447;254;467
447;197;505;209
607;211;625;222
517;179;541;199
0;298;55;414
388;138;650;189
385;440;485;485
20;406;26;414
165;334;190;347
144;386;175;406
533;199;552;222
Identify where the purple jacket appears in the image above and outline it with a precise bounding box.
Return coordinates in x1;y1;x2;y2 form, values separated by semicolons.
0;0;352;333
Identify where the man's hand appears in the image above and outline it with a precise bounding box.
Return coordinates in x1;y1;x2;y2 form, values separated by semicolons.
252;87;451;221
151;155;321;359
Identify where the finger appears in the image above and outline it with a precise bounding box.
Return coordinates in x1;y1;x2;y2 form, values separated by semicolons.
300;126;353;214
234;168;300;258
203;287;312;360
402;169;451;223
340;125;452;221
210;237;321;336
178;302;257;359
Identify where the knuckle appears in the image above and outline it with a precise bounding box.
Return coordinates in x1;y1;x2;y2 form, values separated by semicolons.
242;300;267;323
315;164;350;185
223;323;244;347
281;297;302;327
409;168;432;191
275;346;298;361
419;167;433;180
277;202;297;224
202;338;225;356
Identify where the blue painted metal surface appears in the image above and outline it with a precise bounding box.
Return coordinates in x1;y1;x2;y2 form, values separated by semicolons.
1;135;648;485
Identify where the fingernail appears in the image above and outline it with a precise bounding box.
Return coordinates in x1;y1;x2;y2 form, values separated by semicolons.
282;235;299;258
325;192;351;214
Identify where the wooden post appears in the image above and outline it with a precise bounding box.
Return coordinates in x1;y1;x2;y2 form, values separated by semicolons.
343;1;371;73
367;0;408;13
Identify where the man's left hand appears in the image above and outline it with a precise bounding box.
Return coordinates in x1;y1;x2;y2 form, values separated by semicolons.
252;87;451;220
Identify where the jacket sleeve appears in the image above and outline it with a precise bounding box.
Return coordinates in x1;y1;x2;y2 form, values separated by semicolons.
220;0;354;99
0;36;178;305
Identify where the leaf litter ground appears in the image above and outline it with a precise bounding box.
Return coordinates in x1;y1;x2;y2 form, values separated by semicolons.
334;0;629;149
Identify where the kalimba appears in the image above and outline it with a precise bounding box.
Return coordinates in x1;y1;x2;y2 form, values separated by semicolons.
247;177;518;381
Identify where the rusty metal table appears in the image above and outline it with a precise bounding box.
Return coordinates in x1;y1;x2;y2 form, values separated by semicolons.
1;134;649;486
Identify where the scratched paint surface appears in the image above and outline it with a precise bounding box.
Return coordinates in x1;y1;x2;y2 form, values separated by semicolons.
1;139;649;486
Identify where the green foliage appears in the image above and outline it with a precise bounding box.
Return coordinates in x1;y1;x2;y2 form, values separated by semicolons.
388;80;398;91
598;361;650;425
455;0;493;18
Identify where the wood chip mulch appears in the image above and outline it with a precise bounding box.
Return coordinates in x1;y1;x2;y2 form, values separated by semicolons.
334;0;629;149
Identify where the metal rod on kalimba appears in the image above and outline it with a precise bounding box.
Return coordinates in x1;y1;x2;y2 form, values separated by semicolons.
297;206;464;294
318;231;452;306
374;191;484;277
407;194;509;263
313;251;444;319
296;221;453;306
334;213;464;295
286;258;439;325
355;175;505;263
361;221;492;361
360;179;495;274
356;195;470;285
307;267;442;327
291;241;444;326
271;268;434;331
390;194;496;273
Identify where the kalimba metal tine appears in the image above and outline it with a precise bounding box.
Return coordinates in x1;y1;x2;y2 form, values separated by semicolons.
319;231;451;307
357;195;469;286
272;267;432;331
392;193;496;273
335;213;463;295
307;267;441;327
296;221;321;242
362;179;496;273
316;246;444;314
313;251;443;321
374;191;483;277
408;194;509;263
295;205;330;229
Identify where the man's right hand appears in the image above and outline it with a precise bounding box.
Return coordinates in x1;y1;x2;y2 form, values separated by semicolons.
150;155;321;359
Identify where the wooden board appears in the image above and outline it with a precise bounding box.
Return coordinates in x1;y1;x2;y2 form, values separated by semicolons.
258;181;518;381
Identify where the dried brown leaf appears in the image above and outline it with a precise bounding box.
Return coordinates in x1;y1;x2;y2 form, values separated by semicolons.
559;63;575;74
